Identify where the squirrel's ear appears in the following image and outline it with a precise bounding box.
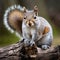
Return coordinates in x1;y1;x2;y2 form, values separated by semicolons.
23;7;26;12
34;6;38;16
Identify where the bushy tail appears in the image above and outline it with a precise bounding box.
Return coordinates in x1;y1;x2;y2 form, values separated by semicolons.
3;5;24;38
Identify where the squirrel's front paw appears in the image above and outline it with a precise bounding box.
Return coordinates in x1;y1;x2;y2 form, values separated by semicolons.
30;41;35;46
24;39;30;46
41;45;49;50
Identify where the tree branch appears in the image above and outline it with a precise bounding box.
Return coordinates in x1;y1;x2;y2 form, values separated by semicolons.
0;41;60;60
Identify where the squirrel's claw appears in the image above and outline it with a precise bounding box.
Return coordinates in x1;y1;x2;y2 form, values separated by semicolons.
30;41;35;46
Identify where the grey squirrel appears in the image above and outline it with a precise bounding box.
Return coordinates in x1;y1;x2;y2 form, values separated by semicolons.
22;6;53;49
4;5;53;50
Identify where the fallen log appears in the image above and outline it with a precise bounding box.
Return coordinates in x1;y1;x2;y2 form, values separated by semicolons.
0;41;60;60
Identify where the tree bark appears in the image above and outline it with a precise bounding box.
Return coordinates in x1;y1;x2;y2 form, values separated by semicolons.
0;41;60;60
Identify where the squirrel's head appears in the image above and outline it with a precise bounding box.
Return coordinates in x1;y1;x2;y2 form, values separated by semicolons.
23;6;38;27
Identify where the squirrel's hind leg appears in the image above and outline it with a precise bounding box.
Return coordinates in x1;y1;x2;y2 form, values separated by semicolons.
36;35;53;50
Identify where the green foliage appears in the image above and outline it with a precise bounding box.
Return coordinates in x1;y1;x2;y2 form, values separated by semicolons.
53;36;60;46
0;27;19;47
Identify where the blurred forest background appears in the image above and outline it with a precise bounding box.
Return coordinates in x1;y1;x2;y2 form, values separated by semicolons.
0;0;60;47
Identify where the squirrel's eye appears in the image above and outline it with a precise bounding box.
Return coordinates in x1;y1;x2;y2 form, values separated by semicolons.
24;16;26;19
34;17;36;19
24;17;26;19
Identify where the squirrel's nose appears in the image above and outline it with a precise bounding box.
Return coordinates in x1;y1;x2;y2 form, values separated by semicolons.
29;23;31;26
